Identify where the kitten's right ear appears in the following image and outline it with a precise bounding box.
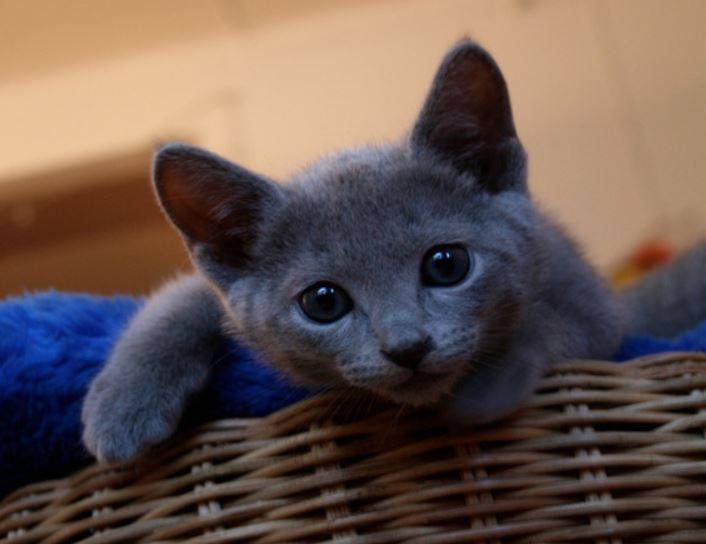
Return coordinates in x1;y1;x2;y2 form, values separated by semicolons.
153;143;282;270
411;41;526;193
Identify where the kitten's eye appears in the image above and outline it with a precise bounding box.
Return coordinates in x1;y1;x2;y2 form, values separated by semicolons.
421;245;471;286
299;282;353;323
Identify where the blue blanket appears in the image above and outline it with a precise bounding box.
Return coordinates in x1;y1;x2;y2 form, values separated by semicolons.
1;292;705;496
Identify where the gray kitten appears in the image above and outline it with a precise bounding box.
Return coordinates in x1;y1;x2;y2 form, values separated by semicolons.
82;41;683;463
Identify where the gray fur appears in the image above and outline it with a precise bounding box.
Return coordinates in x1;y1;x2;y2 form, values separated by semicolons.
622;241;706;337
83;41;627;462
81;273;222;461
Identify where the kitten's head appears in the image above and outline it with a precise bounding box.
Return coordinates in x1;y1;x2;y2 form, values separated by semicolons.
153;41;535;406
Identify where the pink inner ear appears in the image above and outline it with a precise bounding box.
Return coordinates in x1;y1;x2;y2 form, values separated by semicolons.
410;42;525;192
433;47;515;144
153;147;270;266
156;158;226;244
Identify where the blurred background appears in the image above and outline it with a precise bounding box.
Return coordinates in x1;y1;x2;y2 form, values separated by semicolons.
0;0;704;296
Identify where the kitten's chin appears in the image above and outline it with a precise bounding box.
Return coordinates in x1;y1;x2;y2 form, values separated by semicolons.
375;372;459;407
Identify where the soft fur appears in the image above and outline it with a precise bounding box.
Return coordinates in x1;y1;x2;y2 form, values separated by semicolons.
622;242;706;337
82;41;627;462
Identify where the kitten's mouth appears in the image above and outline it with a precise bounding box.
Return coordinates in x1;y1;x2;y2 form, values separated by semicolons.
401;371;448;390
382;371;457;406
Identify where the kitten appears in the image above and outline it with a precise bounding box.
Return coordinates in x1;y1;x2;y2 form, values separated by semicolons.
82;41;626;462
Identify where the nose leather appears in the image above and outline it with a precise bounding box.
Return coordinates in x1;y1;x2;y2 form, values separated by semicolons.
381;334;434;370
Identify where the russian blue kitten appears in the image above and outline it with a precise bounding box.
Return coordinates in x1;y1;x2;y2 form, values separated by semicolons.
82;41;625;462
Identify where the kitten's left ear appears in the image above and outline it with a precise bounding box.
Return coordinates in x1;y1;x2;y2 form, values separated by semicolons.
411;41;527;193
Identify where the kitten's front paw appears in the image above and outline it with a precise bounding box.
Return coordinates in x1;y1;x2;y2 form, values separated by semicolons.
81;375;184;463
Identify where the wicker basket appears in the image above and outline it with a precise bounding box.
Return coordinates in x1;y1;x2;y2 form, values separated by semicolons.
2;352;706;543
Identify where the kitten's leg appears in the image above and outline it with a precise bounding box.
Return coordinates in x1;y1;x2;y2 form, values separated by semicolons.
82;273;224;462
446;298;622;426
444;339;549;426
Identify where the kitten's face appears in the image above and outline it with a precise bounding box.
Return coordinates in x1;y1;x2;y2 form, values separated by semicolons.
153;41;531;408
223;150;533;404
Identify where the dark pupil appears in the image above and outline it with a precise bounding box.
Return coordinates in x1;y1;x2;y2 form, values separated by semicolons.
299;282;352;323
422;244;470;286
315;286;336;311
431;249;456;276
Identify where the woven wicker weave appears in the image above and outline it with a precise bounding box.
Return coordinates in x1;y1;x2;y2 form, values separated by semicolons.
2;352;706;543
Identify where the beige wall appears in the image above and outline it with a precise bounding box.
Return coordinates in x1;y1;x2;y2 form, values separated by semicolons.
0;0;704;275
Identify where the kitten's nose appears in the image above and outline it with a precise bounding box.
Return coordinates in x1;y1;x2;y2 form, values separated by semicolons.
380;332;434;370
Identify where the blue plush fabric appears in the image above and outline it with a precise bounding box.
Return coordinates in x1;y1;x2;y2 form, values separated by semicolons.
0;291;704;496
0;292;309;496
616;321;706;360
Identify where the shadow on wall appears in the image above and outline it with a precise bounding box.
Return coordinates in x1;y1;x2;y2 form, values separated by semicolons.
0;148;191;296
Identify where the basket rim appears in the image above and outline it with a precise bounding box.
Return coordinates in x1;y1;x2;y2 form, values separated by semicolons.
3;351;705;508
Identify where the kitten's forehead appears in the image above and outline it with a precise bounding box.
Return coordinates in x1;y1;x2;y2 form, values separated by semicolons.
288;146;477;231
258;146;483;280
